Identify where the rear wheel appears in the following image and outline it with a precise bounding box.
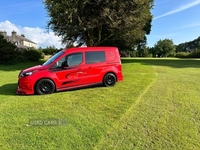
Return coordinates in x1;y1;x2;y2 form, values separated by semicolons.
103;73;116;87
35;79;55;95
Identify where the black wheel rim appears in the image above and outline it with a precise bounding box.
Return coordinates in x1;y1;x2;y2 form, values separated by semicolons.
105;75;115;85
38;80;54;94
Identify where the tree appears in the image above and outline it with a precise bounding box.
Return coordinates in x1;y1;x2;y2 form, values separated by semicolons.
0;34;18;64
176;43;187;52
176;36;200;52
189;48;200;58
152;39;176;57
42;46;58;55
44;0;154;48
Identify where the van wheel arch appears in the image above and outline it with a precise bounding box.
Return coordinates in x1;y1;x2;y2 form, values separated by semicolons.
34;78;56;95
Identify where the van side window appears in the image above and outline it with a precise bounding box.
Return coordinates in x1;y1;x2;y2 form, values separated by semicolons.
66;52;83;67
86;51;106;64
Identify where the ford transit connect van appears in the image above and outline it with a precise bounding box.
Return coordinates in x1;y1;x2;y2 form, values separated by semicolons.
16;47;123;95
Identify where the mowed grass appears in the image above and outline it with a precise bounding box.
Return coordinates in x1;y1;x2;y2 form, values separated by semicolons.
0;58;200;149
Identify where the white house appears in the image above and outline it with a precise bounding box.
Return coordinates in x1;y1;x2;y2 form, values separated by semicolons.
0;30;37;49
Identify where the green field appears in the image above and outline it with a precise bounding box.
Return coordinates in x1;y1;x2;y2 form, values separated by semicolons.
0;58;200;150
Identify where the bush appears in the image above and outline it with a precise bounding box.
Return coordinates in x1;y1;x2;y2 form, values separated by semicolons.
23;49;44;62
42;46;58;55
175;52;189;58
129;51;137;57
145;53;153;57
0;34;19;64
120;51;129;57
189;49;200;58
16;55;28;63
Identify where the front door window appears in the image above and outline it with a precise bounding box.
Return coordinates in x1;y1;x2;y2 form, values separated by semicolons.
51;52;83;69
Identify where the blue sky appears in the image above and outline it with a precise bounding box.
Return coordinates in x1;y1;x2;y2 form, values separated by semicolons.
147;0;200;47
0;0;200;48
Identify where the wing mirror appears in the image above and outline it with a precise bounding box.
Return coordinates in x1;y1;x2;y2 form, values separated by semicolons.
61;61;69;68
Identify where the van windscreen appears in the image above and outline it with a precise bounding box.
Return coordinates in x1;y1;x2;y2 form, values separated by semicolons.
43;50;64;66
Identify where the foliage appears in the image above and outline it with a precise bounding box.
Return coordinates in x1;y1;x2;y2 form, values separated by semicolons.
42;46;59;55
152;39;176;57
175;51;190;58
120;51;130;57
189;48;200;58
23;48;44;62
44;0;154;49
175;49;200;58
0;34;20;64
0;34;44;64
120;48;152;57
136;46;152;57
176;43;187;52
176;36;200;52
150;37;200;58
129;51;137;57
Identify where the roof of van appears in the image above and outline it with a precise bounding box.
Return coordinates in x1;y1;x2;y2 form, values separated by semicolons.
64;46;118;52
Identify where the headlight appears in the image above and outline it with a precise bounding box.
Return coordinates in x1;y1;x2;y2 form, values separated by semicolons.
20;71;33;77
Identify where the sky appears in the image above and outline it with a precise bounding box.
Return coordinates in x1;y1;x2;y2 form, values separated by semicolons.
147;0;200;47
0;0;200;48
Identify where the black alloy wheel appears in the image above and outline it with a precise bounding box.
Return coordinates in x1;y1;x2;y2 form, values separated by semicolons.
35;79;55;95
103;73;116;87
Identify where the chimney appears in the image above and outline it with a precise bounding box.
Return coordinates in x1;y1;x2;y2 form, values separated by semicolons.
21;34;25;37
12;31;17;42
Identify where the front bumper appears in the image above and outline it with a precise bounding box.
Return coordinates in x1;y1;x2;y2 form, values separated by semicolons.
16;79;34;95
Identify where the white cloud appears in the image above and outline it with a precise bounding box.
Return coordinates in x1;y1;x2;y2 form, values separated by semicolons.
182;22;200;28
0;20;63;48
154;0;200;20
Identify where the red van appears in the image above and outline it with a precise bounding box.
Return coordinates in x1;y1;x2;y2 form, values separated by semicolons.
16;47;123;95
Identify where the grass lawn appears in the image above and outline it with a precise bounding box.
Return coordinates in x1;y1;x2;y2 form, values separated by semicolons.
0;58;200;149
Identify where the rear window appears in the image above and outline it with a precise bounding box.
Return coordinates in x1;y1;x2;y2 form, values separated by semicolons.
86;51;106;64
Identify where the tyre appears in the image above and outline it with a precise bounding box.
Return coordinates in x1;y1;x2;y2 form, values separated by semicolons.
103;73;116;87
35;79;55;95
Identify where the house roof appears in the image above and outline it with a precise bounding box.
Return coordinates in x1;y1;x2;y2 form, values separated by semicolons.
11;35;37;44
0;31;37;44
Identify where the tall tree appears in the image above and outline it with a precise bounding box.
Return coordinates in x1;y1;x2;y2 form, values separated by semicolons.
44;0;154;48
176;36;200;52
153;39;176;57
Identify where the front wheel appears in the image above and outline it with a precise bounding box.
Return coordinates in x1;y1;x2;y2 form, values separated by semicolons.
35;79;55;95
103;73;116;87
